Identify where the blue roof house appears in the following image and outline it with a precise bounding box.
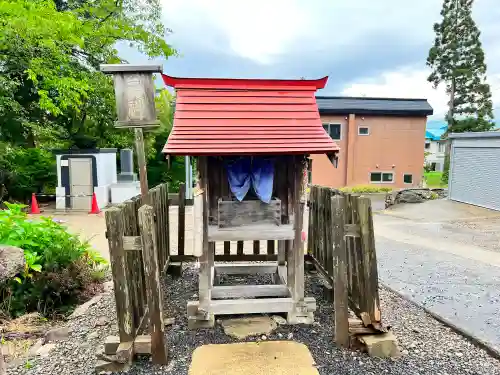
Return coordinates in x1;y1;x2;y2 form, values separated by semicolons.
425;120;447;172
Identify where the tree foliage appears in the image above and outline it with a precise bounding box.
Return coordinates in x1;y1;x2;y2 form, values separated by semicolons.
0;0;177;196
427;0;494;133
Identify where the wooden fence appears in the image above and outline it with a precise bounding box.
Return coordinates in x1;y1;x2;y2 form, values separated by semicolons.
307;185;382;347
101;183;170;371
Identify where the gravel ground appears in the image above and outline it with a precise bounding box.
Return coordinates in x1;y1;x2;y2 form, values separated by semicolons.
9;264;500;375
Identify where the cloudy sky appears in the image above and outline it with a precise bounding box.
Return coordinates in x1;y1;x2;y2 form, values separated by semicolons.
121;0;500;120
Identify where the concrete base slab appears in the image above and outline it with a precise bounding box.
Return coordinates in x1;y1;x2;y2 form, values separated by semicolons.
189;341;319;375
221;316;277;339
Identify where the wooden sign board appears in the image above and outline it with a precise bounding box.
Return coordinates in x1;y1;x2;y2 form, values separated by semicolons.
100;64;162;128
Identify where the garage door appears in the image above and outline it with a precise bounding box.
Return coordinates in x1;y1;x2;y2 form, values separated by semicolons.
450;147;500;210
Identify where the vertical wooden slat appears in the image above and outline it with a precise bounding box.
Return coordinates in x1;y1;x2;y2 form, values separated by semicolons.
177;183;186;256
253;240;260;255
105;207;134;342
288;160;304;301
356;197;381;324
164;183;171;262
267;240;275;255
351;195;365;315
122;202;140;329
237;241;244;255
307;185;314;255
332;195;349;347
198;157;212;314
138;205;168;365
224;241;231;255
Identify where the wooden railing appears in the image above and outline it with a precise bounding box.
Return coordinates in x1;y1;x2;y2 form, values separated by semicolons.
307;185;382;347
101;183;170;371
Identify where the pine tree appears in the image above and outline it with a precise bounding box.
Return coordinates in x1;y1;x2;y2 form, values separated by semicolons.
427;0;494;133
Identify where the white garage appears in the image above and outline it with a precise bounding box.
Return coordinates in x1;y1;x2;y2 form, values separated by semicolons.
449;131;500;211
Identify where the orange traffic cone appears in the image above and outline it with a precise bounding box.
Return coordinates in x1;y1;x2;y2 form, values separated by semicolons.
89;193;100;214
30;193;41;214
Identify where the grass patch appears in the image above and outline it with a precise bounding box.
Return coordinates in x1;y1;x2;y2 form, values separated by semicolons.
424;171;447;188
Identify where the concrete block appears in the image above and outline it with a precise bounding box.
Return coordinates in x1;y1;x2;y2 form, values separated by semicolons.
358;332;401;358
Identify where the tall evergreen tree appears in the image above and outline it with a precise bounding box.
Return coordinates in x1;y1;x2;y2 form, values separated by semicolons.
427;0;494;133
427;0;494;183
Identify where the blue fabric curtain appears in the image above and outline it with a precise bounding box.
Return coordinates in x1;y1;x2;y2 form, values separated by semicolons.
224;157;274;203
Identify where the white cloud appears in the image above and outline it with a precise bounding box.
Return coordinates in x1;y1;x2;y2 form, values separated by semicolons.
341;68;500;119
162;0;314;64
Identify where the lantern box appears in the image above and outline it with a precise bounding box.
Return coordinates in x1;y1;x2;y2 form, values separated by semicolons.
100;64;162;128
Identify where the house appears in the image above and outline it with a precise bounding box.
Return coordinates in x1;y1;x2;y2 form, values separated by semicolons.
448;131;500;211
425;120;447;172
310;96;433;189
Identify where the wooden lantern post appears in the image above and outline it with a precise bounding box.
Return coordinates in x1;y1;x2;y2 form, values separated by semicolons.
100;64;162;197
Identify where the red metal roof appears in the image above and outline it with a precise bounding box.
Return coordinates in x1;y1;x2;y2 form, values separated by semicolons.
161;74;340;156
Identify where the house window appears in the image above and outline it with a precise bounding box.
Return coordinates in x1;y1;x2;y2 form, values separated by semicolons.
425;142;430;149
358;127;369;135
438;142;445;152
403;174;413;184
370;172;394;183
323;123;341;140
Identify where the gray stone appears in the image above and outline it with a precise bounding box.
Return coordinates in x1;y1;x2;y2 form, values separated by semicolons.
358;332;401;358
44;326;71;343
164;317;175;326
221;316;277;339
0;245;25;281
88;331;99;340
36;343;56;358
395;190;425;204
95;316;109;327
271;315;287;325
95;359;130;374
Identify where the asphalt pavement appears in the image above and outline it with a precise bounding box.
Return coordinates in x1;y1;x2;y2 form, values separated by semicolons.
374;201;500;352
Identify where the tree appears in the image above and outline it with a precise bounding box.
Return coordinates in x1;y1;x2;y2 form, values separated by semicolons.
0;0;175;148
427;0;494;182
428;0;494;131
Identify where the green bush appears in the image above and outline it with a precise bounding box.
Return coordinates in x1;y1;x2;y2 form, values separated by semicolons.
340;185;393;194
0;203;107;317
0;146;56;202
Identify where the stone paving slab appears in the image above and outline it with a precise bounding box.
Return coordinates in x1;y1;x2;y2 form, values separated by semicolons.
189;341;319;375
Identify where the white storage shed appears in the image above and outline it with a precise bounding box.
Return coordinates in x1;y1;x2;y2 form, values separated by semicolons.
449;131;500;211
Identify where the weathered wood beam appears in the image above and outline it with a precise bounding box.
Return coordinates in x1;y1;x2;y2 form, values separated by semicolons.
212;285;290;299
138;205;168;365
191;297;316;315
333;195;349;348
214;262;277;275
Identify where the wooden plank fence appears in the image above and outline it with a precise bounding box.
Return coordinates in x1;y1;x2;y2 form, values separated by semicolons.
100;183;170;371
307;185;382;347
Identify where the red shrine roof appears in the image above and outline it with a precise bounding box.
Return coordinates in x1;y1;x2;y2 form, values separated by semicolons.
161;74;340;156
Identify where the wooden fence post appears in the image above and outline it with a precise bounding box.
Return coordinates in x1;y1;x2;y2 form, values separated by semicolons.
105;207;134;342
355;197;381;324
138;205;168;365
177;183;186;257
332;195;349;347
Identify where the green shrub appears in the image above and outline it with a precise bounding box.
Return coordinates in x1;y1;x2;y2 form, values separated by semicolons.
340;185;393;194
0;203;107;317
0;146;56;202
